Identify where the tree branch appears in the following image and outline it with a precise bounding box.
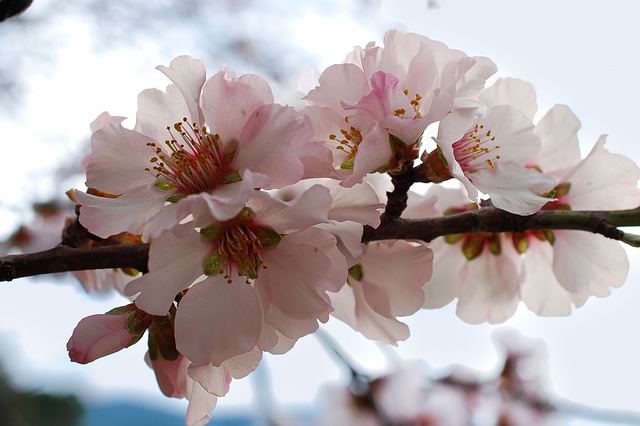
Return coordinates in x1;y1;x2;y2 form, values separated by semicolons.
2;206;640;282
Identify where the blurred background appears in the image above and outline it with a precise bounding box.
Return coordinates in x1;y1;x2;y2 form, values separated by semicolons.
1;0;640;424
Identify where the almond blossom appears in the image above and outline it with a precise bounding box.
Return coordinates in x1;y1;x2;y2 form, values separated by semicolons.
303;29;497;187
76;55;307;240
124;185;347;367
520;109;640;314
406;104;640;322
404;185;523;324
330;239;433;345
426;78;556;215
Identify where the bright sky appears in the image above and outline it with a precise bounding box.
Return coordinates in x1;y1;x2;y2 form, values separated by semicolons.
1;0;640;424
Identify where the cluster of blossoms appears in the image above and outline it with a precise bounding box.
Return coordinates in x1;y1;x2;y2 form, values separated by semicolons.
66;29;640;424
319;330;556;426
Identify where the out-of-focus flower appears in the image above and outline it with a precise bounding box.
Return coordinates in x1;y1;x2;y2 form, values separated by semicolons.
76;55;309;240
303;29;496;187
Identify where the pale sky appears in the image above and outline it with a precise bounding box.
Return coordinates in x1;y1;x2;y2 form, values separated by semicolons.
1;0;639;424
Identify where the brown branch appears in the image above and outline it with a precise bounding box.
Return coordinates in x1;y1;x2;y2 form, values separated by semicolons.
0;244;149;282
1;207;639;282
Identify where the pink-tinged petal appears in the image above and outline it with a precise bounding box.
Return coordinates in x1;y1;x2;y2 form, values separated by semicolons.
262;328;300;355
182;171;270;224
201;68;273;143
175;276;262;366
348;71;400;123
156;55;206;125
233;104;304;188
563;136;640;210
534;104;581;177
332;280;411;345
290;116;337;179
86;123;157;193
479;78;537;119
304;63;371;111
187;347;262;396
89;111;126;133
76;187;168;238
422;239;465;309
259;228;345;339
145;351;189;398
455;239;521;324
473;162;556;215
134;85;191;144
125;225;210;315
325;180;383;226
552;231;629;307
67;311;148;364
317;221;365;261
359;240;432;317
185;380;217;426
249;184;332;233
342;124;392;187
520;241;573;317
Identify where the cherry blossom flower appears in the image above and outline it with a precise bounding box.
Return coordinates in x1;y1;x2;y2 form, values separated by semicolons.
303;29;497;187
125;185;347;367
330;239;433;344
428;78;555;215
405;185;523;324
76;55;307;240
406;104;640;321
519;108;640;314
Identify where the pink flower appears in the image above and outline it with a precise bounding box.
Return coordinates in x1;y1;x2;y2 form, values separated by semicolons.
404;185;523;324
67;304;152;364
303;29;496;187
76;56;307;240
432;78;555;215
520;119;640;314
125;185;347;367
330;239;433;344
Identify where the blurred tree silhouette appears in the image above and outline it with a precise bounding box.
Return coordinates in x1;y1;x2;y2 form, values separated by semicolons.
0;361;83;426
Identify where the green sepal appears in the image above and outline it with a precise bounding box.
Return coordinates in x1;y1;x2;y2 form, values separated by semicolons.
223;170;242;184
166;193;186;203
106;303;153;348
544;230;556;245
340;157;355;170
554;182;572;198
444;233;464;244
511;233;529;254
154;181;177;191
348;264;364;281
204;251;222;276
437;146;449;167
461;235;484;260
237;207;255;221
200;223;224;241
223;138;239;163
256;227;282;247
487;234;501;256
148;315;179;361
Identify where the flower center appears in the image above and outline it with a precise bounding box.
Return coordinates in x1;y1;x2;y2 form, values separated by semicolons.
394;89;423;119
145;117;240;198
452;123;500;179
200;208;282;284
329;117;364;170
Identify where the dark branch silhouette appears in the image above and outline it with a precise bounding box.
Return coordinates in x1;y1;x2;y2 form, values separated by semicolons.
1;205;639;282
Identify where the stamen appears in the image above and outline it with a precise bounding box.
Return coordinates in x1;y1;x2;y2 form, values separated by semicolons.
452;123;500;173
146;119;235;196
